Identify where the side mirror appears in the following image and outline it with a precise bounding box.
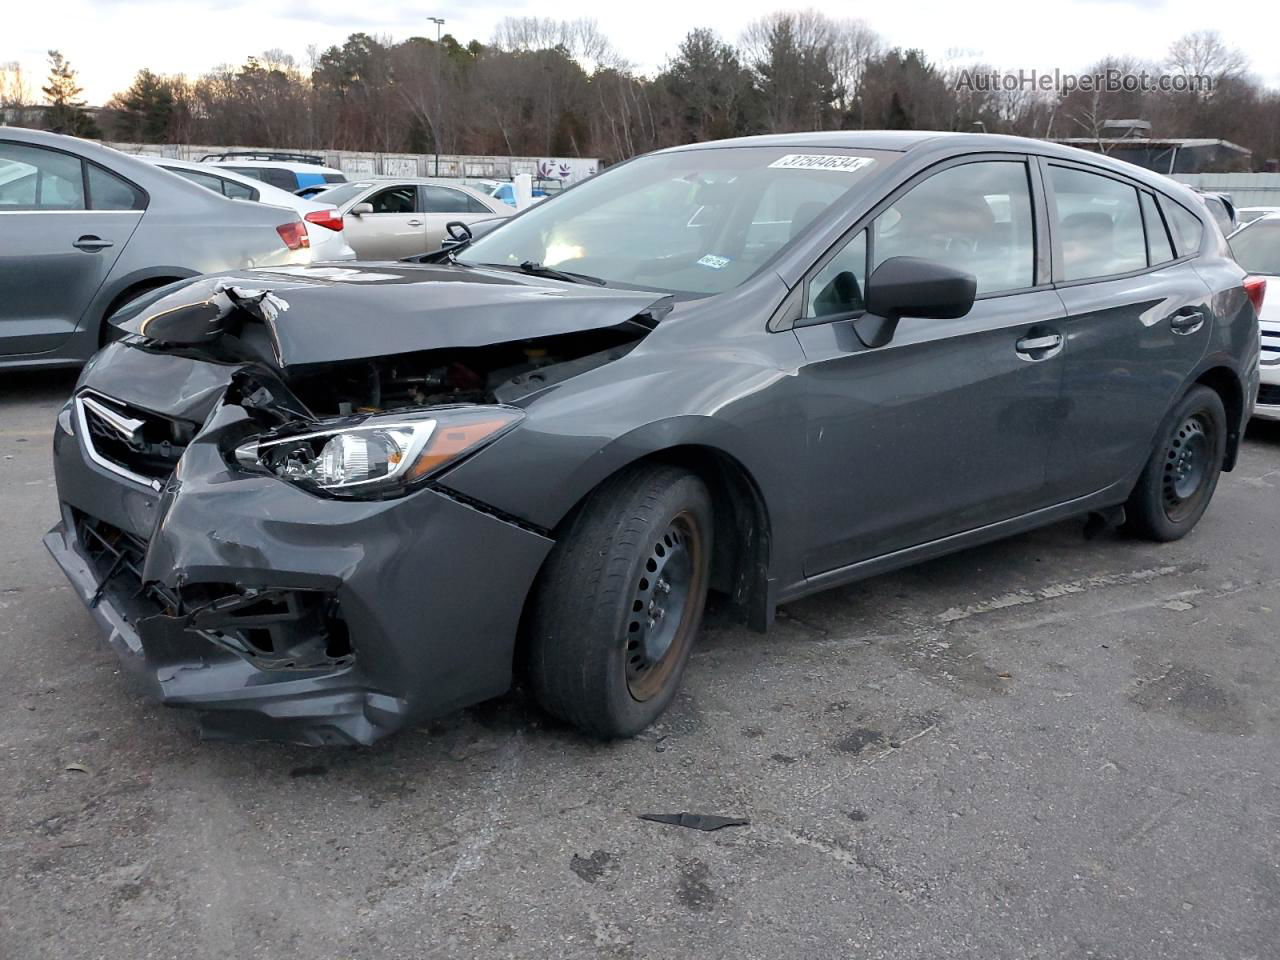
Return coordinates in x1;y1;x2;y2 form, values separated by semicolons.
856;256;977;348
350;202;374;217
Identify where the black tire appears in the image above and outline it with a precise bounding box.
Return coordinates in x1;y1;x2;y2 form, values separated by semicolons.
1124;385;1227;541
527;464;713;738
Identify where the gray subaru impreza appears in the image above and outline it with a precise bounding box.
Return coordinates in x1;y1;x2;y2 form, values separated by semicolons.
43;131;1261;745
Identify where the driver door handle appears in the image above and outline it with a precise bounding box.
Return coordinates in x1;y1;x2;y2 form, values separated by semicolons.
407;219;424;227
73;235;114;252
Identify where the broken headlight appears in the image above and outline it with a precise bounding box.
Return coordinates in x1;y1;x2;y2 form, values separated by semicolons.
235;406;523;497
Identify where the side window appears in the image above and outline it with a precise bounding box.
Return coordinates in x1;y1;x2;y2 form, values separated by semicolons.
1160;196;1205;258
87;163;145;211
421;185;476;214
805;229;867;319
1141;191;1175;265
220;178;257;201
224;165;265;182
464;193;491;214
0;142;85;210
873;160;1035;295
368;186;418;214
1049;166;1147;281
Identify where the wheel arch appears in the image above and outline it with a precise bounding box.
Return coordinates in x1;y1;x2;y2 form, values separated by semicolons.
89;268;200;344
1193;364;1245;471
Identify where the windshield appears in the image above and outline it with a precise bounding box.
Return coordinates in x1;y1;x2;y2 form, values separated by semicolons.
1229;219;1280;276
461;147;897;295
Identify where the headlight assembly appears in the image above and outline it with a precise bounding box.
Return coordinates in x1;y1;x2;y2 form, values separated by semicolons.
235;406;523;497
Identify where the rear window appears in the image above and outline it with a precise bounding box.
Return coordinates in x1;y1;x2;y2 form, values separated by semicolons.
313;181;373;208
226;165;295;192
322;172;346;183
1049;165;1146;281
1228;220;1280;276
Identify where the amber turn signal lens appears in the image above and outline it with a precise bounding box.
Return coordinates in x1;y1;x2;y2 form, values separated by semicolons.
406;410;522;480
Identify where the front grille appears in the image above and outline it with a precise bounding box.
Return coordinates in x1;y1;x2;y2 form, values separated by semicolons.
1258;384;1280;406
73;510;178;613
77;392;194;488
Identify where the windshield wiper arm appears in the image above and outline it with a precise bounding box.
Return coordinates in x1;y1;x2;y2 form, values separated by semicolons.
510;260;607;286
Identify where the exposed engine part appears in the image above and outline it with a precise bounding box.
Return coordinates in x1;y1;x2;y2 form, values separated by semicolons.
282;329;642;417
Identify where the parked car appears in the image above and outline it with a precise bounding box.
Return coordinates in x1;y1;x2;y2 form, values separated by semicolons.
0;127;315;369
200;155;347;193
1195;190;1237;236
44;131;1259;746
1226;214;1279;418
488;181;549;207
1236;206;1280;227
140;156;355;261
312;178;511;258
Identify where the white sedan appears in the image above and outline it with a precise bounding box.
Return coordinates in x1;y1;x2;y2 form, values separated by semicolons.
1227;214;1280;419
140;156;356;262
309;178;512;259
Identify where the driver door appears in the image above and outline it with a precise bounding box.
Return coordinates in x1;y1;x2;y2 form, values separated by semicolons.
342;184;425;259
790;156;1068;575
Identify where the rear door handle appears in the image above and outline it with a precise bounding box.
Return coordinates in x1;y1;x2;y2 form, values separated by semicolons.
1015;333;1064;359
407;219;424;227
1168;310;1205;334
72;235;114;252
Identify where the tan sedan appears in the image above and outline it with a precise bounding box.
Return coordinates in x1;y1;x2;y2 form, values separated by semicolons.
315;178;512;260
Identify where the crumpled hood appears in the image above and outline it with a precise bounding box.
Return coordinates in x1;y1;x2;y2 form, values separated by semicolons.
114;262;670;368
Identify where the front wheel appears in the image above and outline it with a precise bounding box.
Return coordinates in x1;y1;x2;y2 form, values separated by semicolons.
527;464;713;738
1124;385;1227;541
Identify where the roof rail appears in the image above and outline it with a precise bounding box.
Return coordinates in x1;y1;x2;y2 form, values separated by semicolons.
199;151;328;165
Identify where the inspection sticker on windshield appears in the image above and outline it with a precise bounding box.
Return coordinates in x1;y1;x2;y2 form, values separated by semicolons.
697;254;732;270
769;154;875;172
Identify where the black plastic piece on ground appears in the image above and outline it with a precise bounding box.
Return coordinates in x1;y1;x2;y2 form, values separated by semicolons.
638;812;749;831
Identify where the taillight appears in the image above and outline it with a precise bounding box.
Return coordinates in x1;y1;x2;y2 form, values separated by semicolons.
1244;275;1267;315
275;221;310;250
303;209;344;232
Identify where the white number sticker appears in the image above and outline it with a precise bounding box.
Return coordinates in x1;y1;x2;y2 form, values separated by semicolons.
768;154;875;172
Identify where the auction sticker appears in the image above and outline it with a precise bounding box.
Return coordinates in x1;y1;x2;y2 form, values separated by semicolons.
768;154;875;172
697;254;731;269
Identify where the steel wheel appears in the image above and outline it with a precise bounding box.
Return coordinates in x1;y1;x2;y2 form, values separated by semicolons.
1161;413;1213;523
624;511;706;702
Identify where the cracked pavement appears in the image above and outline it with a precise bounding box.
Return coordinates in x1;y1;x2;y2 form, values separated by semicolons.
2;370;1279;959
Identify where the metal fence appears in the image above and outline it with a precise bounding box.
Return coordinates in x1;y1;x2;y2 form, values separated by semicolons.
1172;173;1280;207
104;141;601;184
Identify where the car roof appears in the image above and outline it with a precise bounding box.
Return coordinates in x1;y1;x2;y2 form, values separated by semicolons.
203;158;345;175
661;130;1207;207
139;155;327;211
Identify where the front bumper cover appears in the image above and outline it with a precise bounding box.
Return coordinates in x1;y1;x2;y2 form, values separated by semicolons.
46;393;554;746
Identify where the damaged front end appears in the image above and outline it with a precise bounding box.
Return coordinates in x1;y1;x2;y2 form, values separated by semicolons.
47;265;667;744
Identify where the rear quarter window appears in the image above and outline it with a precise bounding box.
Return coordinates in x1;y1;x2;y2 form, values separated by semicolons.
1159;195;1205;258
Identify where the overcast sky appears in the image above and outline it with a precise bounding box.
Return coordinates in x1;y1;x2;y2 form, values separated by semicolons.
8;0;1280;105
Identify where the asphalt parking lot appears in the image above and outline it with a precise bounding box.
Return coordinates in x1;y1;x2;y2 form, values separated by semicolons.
1;369;1278;960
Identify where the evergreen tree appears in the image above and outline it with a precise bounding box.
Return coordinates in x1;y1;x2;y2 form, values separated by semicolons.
42;50;100;137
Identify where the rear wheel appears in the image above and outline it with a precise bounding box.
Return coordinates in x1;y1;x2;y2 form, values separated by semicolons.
1124;385;1226;541
527;464;712;738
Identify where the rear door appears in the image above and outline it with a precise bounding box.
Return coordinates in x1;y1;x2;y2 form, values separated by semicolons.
419;185;498;253
792;155;1068;573
0;141;143;357
1041;159;1214;501
341;184;425;259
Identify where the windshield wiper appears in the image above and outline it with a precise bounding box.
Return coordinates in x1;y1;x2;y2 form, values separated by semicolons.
475;260;606;286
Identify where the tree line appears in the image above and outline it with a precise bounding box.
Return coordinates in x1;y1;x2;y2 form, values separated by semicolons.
3;14;1278;169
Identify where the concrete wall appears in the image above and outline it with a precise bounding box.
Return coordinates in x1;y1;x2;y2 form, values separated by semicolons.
1173;173;1280;207
104;141;601;184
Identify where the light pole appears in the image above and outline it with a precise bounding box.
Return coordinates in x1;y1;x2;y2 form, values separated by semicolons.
428;17;445;176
